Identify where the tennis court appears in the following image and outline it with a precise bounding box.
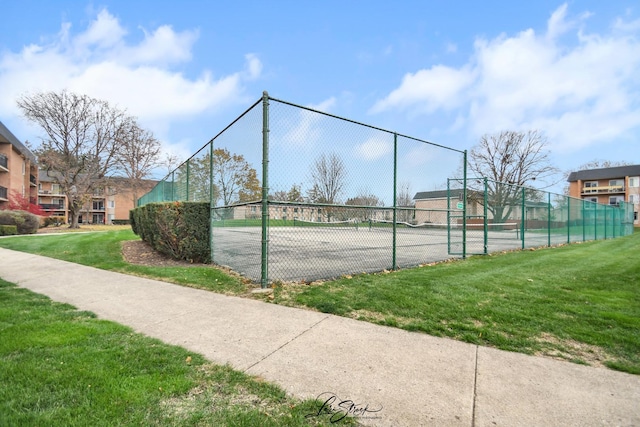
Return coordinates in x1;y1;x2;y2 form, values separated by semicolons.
211;221;533;282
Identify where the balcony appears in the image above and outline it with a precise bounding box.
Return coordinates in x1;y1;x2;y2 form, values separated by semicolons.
30;174;37;186
40;203;65;211
582;185;625;195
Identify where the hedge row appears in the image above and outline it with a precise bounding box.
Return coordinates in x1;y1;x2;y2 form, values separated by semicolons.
0;210;40;234
130;202;210;263
0;225;18;236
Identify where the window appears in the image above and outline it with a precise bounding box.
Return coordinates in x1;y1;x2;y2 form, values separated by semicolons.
629;177;639;188
52;184;61;194
22;160;26;175
108;200;115;208
609;196;624;206
630;194;639;204
584;181;598;193
587;197;598;203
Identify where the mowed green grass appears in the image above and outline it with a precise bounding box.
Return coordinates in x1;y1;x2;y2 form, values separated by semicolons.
271;231;640;374
0;229;247;294
1;228;639;374
0;279;355;426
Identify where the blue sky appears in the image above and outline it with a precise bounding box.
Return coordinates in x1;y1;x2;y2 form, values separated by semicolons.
1;1;639;197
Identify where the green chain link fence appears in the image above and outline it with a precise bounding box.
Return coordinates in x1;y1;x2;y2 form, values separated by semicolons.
138;92;634;286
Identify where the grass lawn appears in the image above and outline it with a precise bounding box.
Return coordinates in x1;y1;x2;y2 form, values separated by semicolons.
1;227;639;375
0;279;356;426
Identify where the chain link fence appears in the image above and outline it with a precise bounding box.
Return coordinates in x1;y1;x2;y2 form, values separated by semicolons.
138;92;634;285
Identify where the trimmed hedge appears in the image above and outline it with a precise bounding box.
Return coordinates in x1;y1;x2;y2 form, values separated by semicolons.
0;210;40;235
0;225;18;236
130;202;210;263
43;216;65;227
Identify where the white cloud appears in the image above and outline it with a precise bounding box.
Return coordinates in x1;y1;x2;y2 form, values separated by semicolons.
354;137;393;161
371;4;640;153
0;8;261;126
282;97;336;147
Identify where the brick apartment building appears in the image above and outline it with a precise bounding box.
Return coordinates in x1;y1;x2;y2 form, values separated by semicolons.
2;119;155;224
567;165;640;226
38;171;156;224
0;120;38;210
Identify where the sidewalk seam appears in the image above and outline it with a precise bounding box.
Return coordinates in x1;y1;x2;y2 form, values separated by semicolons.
243;315;331;372
471;345;479;427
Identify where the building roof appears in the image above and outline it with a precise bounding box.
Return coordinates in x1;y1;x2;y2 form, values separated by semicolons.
414;189;463;200
0;120;38;164
567;165;640;182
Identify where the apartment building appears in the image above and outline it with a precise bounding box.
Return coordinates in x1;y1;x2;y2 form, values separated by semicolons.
567;165;640;226
38;171;156;224
0;120;39;210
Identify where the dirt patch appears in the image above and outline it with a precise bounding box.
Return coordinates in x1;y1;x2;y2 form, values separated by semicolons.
535;332;612;368
121;240;204;267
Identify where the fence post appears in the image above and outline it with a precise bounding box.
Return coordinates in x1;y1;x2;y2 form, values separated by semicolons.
209;139;215;265
547;192;551;247
171;171;175;201
392;133;398;270
186;159;190;201
462;150;467;259
483;178;488;254
521;186;525;249
568;197;572;243
581;200;587;242
260;91;270;289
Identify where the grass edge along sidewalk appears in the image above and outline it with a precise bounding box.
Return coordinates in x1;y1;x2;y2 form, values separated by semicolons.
0;228;639;375
0;279;357;426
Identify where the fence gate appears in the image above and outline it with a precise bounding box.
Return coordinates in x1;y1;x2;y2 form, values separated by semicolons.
447;178;488;257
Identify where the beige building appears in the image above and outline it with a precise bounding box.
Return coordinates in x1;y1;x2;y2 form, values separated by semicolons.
38;171;156;224
567;165;640;226
0;120;38;210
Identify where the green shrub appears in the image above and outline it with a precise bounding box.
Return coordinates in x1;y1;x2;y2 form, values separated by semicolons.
0;210;40;234
111;219;130;225
130;202;210;263
43;216;65;227
0;225;18;236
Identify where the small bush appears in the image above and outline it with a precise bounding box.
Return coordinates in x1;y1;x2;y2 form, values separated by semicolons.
43;216;65;227
0;210;40;234
0;225;18;236
130;202;210;263
111;219;130;225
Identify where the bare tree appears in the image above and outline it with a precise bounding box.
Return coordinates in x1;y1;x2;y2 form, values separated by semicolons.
18;90;129;228
307;153;347;204
212;148;261;206
468;130;559;223
396;181;415;223
115;121;161;206
345;189;383;221
162;152;183;177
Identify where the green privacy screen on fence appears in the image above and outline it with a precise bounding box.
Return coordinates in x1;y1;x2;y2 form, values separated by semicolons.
138;92;634;286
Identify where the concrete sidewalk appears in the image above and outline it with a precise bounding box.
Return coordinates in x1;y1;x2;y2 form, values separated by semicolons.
1;247;638;426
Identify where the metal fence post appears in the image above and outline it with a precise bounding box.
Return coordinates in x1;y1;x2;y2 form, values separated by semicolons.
564;196;569;243
547;192;551;247
462;150;467;259
392;133;398;270
483;178;488;254
186;159;190;201
209;140;215;264
521;186;525;249
261;91;270;289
